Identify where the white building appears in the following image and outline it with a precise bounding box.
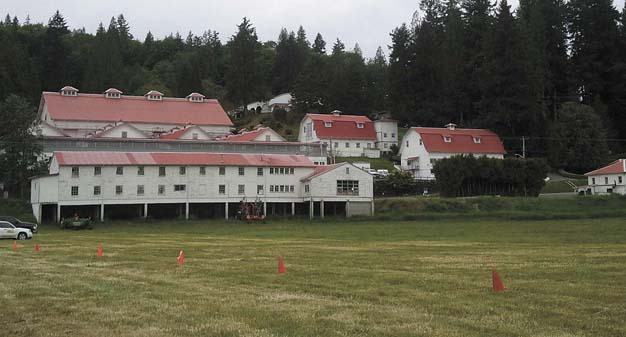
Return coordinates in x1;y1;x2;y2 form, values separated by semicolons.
215;126;287;142
399;124;506;179
37;87;233;138
246;93;292;114
298;112;382;158
30;151;373;223
374;119;399;152
583;159;626;195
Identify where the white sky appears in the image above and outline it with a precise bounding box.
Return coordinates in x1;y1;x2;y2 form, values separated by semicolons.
4;0;626;58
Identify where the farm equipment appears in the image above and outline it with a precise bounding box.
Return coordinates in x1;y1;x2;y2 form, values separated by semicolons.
60;214;93;230
238;198;265;221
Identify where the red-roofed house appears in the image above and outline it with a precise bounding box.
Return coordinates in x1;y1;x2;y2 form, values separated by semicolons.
584;159;626;195
37;87;233;138
399;124;506;179
298;111;381;157
215;126;286;142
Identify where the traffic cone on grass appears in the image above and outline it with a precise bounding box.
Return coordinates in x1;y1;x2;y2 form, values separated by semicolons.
12;240;18;251
277;256;286;274
97;244;104;257
35;244;41;252
177;250;185;266
492;268;506;292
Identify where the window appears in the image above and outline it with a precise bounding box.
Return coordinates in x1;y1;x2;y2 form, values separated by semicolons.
473;137;482;144
219;185;226;194
270;167;274;174
71;186;79;196
270;185;274;192
367;143;371;149
325;121;332;127
305;185;310;193
290;168;294;174
280;185;285;192
419;139;423;145
443;136;452;143
159;166;166;177
392;133;396;139
290;185;294;193
179;166;186;175
174;184;186;192
334;142;339;148
137;166;144;176
337;180;359;195
200;167;206;175
94;166;102;176
620;176;623;184
406;141;409;147
137;185;144;195
71;166;79;177
345;142;350;148
265;135;271;141
192;133;198;140
346;167;350;174
384;143;389;149
239;167;245;176
592;178;596;185
219;167;226;175
121;131;128;138
115;185;123;195
357;123;364;128
238;184;245;194
356;143;361;148
116;166;124;175
257;168;264;176
93;186;101;196
158;185;165;195
279;168;285;174
384;133;388;138
605;177;609;185
257;185;264;194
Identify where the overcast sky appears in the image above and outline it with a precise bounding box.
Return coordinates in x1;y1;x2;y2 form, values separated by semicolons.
5;0;626;58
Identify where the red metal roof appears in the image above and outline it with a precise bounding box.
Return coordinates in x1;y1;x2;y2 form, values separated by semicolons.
42;92;233;126
54;151;315;167
301;163;343;181
307;114;376;140
216;127;278;142
585;160;626;176
412;127;506;154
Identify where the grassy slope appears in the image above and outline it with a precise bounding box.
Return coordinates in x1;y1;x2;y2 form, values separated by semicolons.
334;156;396;171
2;218;625;337
541;179;588;194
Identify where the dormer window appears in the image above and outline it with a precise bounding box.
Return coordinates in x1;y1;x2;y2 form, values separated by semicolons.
356;123;364;129
325;122;332;128
104;88;122;99
145;90;163;101
443;136;452;143
60;86;78;96
186;92;205;103
473;137;482;144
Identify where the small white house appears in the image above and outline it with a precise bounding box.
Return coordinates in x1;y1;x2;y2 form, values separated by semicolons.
374;119;399;152
399;124;506;179
584;159;626;195
246;93;293;114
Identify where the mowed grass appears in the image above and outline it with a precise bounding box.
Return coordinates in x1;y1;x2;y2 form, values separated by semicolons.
2;218;626;337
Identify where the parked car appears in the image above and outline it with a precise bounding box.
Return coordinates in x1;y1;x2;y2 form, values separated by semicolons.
0;216;37;233
0;221;33;240
377;169;390;177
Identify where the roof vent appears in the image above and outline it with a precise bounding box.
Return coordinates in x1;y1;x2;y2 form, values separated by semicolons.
104;88;122;99
60;86;78;96
331;110;342;116
186;92;205;103
145;90;163;101
445;123;457;131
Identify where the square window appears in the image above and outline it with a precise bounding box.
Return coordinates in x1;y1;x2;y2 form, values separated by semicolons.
137;185;144;195
174;184;186;192
219;167;226;175
200;167;206;175
345;142;350;148
115;185;123;195
384;133;388;138
179;166;186;175
71;166;79;177
384;143;389;148
219;185;226;194
257;167;264;176
238;184;245;194
265;135;271;141
239;167;245;176
121;131;128;138
257;185;264;194
357;123;364;128
116;166;124;175
94;166;101;176
356;143;361;148
93;186;101;195
334;142;339;148
71;186;79;196
138;166;144;176
279;168;285;174
158;185;165;195
159;166;166;177
192;133;198;140
325;122;332;127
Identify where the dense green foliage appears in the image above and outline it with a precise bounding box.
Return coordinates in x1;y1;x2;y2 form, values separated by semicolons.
432;156;549;197
374;171;438;196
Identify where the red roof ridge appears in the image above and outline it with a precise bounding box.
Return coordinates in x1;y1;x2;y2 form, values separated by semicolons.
42;91;221;103
585;159;626;176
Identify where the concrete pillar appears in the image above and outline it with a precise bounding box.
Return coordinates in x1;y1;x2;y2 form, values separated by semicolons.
225;203;229;220
371;200;375;216
291;202;295;216
100;204;104;222
144;203;148;219
320;200;325;219
263;202;267;216
36;204;42;224
56;204;61;223
185;202;190;220
346;200;351;218
309;200;313;220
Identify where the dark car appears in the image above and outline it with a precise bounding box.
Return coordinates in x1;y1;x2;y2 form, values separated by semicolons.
0;216;38;233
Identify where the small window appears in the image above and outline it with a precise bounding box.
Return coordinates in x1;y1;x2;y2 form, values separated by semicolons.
592;178;596;185
305;185;310;193
367;143;371;149
270;167;274;174
116;167;124;175
384;143;389;148
384;133;388;138
356;143;361;148
138;166;144;176
290;185;294;193
605;177;609;185
265;135;271;141
121;131;128;138
257;185;264;194
357;123;364;129
280;185;285;192
443;136;452;143
290;168;294;174
270;185;274;192
406;141;409;147
159;166;166;177
325;121;332;127
238;167;245;176
620;176;623;184
219;185;226;194
419;139;423;146
473;137;482;144
346;167;350;174
174;184;186;192
94;166;102;176
392;133;396;138
71;166;79;177
199;167;206;175
238;184;245;194
192;133;198;140
257;168;264;176
158;185;165;195
219;167;226;175
334;142;339;148
71;186;79;196
115;185;123;195
179;166;186;175
279;168;285;174
137;185;144;195
93;186;101;195
345;142;350;148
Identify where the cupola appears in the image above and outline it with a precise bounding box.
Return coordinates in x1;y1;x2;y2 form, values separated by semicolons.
144;90;163;101
186;92;205;103
104;88;122;99
60;86;78;96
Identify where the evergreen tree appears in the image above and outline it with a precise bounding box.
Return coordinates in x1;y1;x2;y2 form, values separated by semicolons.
365;46;388;112
331;39;345;55
271;28;303;94
42;10;73;90
312;33;326;54
440;0;468;124
388;23;413;123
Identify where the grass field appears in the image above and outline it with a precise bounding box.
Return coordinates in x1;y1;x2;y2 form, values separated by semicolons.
2;218;625;337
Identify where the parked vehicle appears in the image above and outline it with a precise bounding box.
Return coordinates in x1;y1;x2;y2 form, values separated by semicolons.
60;217;93;230
377;169;390;177
0;216;38;233
0;221;33;240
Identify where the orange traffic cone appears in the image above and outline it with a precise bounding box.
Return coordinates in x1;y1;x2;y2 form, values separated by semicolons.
12;240;18;251
177;250;185;266
35;244;41;252
97;244;104;257
492;269;507;292
277;256;286;274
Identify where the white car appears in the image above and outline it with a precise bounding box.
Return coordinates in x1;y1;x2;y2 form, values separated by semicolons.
0;221;33;240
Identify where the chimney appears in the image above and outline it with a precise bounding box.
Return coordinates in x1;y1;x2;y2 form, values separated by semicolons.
445;123;457;131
